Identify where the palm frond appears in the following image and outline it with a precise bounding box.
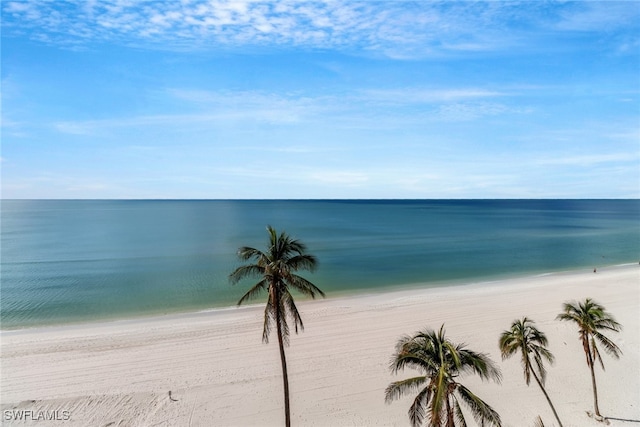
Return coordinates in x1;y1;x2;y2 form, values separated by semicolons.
236;246;266;262
286;254;318;272
229;264;265;284
282;289;304;334
556;301;581;323
459;348;502;383
288;274;326;298
594;331;622;359
533;343;555;365
276;294;291;346
498;330;521;359
456;384;502;427
590;336;605;370
262;297;275;344
408;386;430;427
528;323;550;347
389;335;420;372
384;376;427;403
282;237;307;257
237;279;268;305
391;349;437;375
266;225;278;246
453;399;468;427
532;350;548;385
595;317;623;333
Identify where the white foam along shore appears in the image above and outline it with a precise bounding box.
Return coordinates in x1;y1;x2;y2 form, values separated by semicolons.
1;264;638;426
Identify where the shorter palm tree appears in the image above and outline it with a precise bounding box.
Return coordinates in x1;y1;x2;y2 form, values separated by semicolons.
557;298;622;418
385;324;502;427
499;318;563;427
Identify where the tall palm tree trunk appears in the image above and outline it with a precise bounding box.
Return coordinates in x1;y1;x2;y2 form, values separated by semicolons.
274;288;292;427
530;365;563;427
586;344;601;417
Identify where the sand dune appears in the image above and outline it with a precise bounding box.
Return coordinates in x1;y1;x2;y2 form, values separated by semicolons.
1;265;638;426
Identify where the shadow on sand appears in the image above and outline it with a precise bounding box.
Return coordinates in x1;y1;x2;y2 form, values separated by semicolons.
605;417;640;424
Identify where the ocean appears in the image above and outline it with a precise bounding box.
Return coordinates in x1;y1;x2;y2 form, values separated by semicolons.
1;199;638;329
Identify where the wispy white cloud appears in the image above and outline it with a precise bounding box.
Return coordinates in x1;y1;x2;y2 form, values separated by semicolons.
166;88;322;115
0;117;31;138
553;2;640;32
50;86;524;134
435;102;525;122
360;88;506;104
3;1;637;56
51;102;308;135
225;144;341;154
537;152;640;167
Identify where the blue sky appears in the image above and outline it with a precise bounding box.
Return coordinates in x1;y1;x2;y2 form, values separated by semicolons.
1;1;639;199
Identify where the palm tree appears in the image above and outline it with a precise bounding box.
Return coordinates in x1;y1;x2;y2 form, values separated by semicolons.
556;298;622;419
229;226;325;427
499;318;563;427
385;324;502;427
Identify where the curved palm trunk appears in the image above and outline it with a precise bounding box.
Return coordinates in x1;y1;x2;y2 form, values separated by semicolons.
530;365;563;427
274;287;291;427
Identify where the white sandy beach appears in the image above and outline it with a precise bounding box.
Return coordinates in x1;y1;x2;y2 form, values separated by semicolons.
1;265;638;426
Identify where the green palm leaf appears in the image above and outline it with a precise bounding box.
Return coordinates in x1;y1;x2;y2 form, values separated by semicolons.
386;324;502;426
236;279;268;305
453;399;468;427
229;263;265;284
384;376;427;403
409;386;430;427
288;274;326;298
593;331;622;360
282;289;304;334
456;384;501;427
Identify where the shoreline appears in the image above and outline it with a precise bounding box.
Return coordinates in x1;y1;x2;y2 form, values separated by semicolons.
2;262;637;334
1;264;638;426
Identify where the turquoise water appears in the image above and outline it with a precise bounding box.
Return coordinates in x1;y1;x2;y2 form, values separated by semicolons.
1;200;638;329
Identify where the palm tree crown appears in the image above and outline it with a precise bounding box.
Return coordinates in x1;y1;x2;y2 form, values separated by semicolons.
556;298;622;417
557;298;622;369
229;226;324;427
499;318;563;427
385;324;502;427
499;317;554;386
230;225;324;343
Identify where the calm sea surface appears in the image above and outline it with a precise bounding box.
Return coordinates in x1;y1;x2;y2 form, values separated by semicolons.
1;200;638;329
